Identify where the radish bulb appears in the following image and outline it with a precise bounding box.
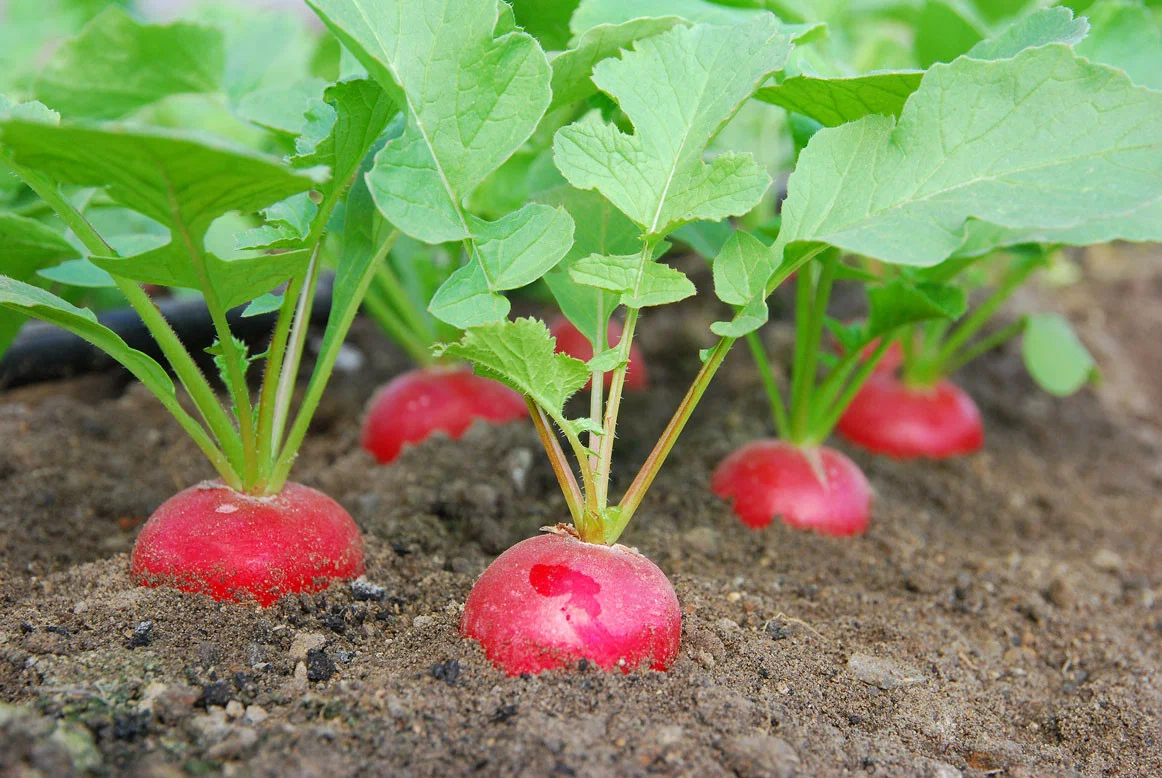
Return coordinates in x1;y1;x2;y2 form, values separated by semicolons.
838;374;984;459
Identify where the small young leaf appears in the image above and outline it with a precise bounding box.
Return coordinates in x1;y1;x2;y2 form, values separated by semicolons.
1022;313;1098;396
756;72;924;128
965;6;1088;60
241;292;285;318
587;347;626;373
435;317;590;418
236;192;319;250
709;230;778;336
553;18;790;237
32;7;224;120
569;253;696;308
428;204;575;328
865;280;967;339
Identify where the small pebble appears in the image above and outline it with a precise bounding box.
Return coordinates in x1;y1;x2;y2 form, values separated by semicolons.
224;700;245;720
288;632;327;661
244;705;269;725
306;648;336;682
350;578;388;602
127;621;154;649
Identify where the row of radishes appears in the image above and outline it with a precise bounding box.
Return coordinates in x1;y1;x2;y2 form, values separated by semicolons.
1;0;1156;678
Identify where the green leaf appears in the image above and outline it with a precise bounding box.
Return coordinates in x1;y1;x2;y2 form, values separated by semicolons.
587;347;625;372
965;6;1088;60
569;0;826;42
428;204;575;327
756;71;924;128
510;0;581;50
865;280;967;339
914;0;988;67
236;192;318;251
569;253;695;308
533;181;640;343
1;120;324;306
37;259;114;288
307;0;551;243
672;219;735;260
0;95;60;124
775;46;1162;269
1022;313;1098;396
708;230;783;336
292;78;397;196
553;18;790;237
549;17;686;113
0;275;175;395
1076;0;1162;89
0;213;78;278
32;7;224;120
435;317;590;418
237;78;329;138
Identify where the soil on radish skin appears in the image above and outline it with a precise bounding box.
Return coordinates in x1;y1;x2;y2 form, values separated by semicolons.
1;250;1160;778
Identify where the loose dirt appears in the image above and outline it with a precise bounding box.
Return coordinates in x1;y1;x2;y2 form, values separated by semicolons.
1;248;1159;777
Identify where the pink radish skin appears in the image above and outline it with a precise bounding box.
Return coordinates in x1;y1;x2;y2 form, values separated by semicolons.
712;440;871;536
360;366;527;464
838;374;984;459
549;316;649;391
462;532;681;675
131;481;364;606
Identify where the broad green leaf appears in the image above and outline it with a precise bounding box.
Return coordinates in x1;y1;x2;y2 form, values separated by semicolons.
553;19;790;237
533;178;640;344
0;213;78;278
757;7;1087;129
32;7;224;120
569;0;826;42
1022;313;1098;396
428;204;575;327
1;120;324;306
549;18;686;113
965;6;1088;60
307;0;552;242
435;317;590;419
0;275;175;394
569;253;696;308
38;259;115;288
712;229;772;307
1076;0;1162;89
865;280;968;339
775;46;1162;269
237;78;329;138
756;71;923;128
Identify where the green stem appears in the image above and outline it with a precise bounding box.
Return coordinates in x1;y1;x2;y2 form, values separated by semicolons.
595;306;639;511
588;306;607;477
744;331;789;439
815;336;894;440
254;271;306;475
14;164;244;475
789;255;836;443
610;336;736;544
942;318;1026;377
526;398;584;530
267;230;400;492
810;335;875;430
375;261;435;348
362;284;435;365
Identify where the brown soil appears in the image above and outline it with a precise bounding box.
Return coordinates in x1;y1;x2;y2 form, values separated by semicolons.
1;248;1160;778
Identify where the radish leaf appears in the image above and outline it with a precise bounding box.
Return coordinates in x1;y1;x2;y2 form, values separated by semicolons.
569;253;695;308
1075;0;1162;89
553;18;790;238
865;280;967;339
32;7;224;120
1022;313;1099;396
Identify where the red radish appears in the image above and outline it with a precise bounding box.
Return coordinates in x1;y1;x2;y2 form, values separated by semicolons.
461;531;681;675
711;439;871;536
837;374;983;459
360;366;527;464
549;316;649;391
131;481;364;607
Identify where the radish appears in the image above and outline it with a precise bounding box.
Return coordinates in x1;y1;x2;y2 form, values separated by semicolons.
0;83;401;605
132;481;364;606
838;374;983;459
360;366;527;463
461;530;680;674
549;316;650;391
711;440;870;535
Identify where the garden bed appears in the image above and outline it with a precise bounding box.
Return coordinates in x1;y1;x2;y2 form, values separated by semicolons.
1;249;1159;778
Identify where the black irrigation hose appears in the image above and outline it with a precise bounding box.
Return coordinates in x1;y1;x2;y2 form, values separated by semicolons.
0;275;335;389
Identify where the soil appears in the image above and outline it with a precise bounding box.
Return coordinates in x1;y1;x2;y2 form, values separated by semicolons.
1;247;1160;778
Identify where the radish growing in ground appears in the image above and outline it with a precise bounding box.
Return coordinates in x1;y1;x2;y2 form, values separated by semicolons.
837;251;1098;458
0;57;414;602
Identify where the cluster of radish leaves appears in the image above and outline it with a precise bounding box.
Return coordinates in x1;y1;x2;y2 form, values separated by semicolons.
0;5;402;495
